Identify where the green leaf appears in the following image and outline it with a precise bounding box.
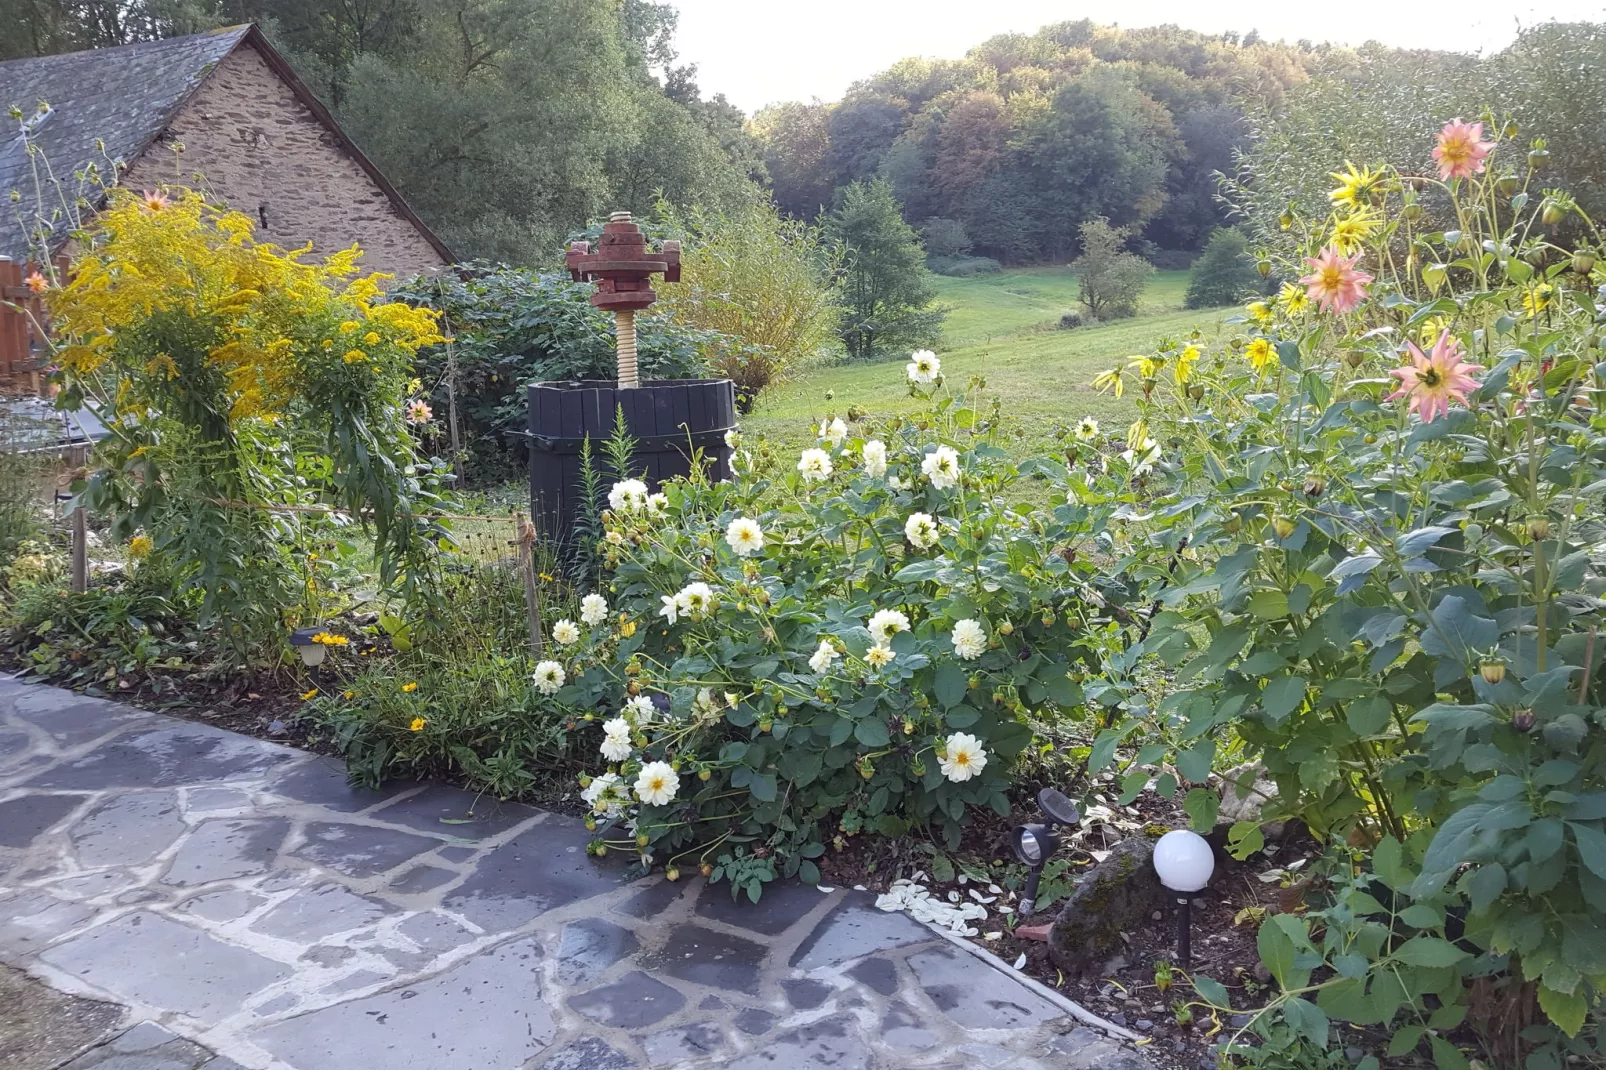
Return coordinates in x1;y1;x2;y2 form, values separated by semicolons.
1539;985;1587;1037
854;718;891;747
934;664;968;709
1227;821;1264;860
747;772;778;802
1346;696;1392;736
829;717;854;746
1247;589;1289;620
1257;915;1297;990
1387;1026;1426;1058
1398;903;1442;929
1391;937;1467;967
1568;822;1606;880
1191;975;1230;1007
1429;1036;1470;1070
1261;675;1307;722
1183;787;1218;831
1176;739;1214;784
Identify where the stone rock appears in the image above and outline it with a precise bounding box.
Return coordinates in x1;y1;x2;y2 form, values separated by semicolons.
1047;837;1165;977
1216;761;1286;841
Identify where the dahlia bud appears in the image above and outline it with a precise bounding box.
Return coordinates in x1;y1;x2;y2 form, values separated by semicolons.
636;832;649;847
1422;263;1448;290
1573;250;1596;275
999;620;1014;635
1496;175;1519;198
1479;658;1507;685
1503;119;1519;139
1187;384;1205;401
1528;146;1550;171
665;865;680;881
857;758;874;780
1542;199;1566;225
1303;477;1326;498
1527;515;1552;541
1222;513;1242;535
1256;258;1272;277
759;718;773;733
698;767;711;781
1272;516;1297;540
585;816;597;831
1345;350;1366;368
700;863;713;878
1512;709;1536;733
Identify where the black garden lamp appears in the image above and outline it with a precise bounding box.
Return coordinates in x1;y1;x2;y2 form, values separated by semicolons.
1153;829;1215;968
1012;787;1080;916
289;627;326;669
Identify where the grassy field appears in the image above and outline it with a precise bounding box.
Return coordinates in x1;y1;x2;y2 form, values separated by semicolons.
745;267;1222;455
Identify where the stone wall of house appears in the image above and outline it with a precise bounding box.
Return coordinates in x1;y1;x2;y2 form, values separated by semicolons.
120;41;449;282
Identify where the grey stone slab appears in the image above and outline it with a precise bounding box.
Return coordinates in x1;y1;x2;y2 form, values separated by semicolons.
395;911;475;953
110;1022;178;1052
6;686;153;746
250;881;394;941
177;889;266;924
732;1008;773;1036
882;1001;939;1051
71;792;187;868
293;820;441;879
264;760;407;814
160;818;288;887
198;1059;248;1070
908;945;1063;1031
782;978;832;1009
613;877;691;920
26;723;294;791
555;918;638;986
435;845;477;863
0;726;35;770
695;879;830;936
0;791;87;846
962;1041;1025;1067
59;1036;215;1069
50;870;141;901
367;784;534;840
0;891;95;954
440;820;627;931
252;993;299;1017
529;1037;636;1070
568;970;686;1029
1048;1030;1151;1070
718;1016;868;1070
321;969;393;995
640;1023;724;1066
253;936;554;1070
39;911;292;1020
645;925;767;992
790;901;935;969
184;787;251;813
386;864;456;895
846;956;899;996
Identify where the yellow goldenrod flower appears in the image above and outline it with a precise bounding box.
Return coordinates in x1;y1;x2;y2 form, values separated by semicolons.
343;349;367;364
402;681;419;693
409;717;426;732
363;331;380;346
339;320;360;333
128;535;153;559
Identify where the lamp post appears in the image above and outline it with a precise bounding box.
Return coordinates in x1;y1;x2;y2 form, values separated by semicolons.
1153;829;1215;967
289;627;327;690
1011;787;1081;916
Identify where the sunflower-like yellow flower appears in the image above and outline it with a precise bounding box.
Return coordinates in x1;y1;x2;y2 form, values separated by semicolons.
1331;207;1381;253
1329;162;1385;209
1522;283;1554;317
1092;367;1126;398
1246;337;1276;372
1247;301;1274;327
409;717;426;732
402;680;419;693
301;688;319;701
1174;345;1200;385
1276;283;1308;316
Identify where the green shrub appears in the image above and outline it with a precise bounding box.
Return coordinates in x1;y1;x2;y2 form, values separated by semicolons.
544;375;1134;887
1183;227;1261;308
1096;117;1606;1064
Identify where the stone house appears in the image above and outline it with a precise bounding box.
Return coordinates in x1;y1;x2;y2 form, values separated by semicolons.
0;24;452;277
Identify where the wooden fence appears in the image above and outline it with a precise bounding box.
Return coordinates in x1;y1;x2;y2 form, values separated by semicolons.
0;257;47;397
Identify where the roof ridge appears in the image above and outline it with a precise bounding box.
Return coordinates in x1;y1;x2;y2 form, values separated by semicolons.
0;24;251;69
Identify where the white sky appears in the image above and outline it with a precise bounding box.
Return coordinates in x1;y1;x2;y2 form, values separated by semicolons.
671;0;1606;113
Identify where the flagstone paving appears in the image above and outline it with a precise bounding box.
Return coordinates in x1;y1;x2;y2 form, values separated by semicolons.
0;677;1147;1070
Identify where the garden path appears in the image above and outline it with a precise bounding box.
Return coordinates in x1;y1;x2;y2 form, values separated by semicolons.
0;677;1145;1070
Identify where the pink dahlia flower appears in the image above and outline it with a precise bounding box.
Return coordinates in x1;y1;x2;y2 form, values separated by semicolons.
406;400;433;424
1384;331;1483;423
1433;118;1492;181
1300;246;1373;315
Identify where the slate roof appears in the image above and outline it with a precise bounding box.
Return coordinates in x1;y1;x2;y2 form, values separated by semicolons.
0;25;452;265
0;26;249;263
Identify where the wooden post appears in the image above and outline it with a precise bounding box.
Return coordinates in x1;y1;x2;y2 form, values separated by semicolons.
510;512;544;658
70;503;87;593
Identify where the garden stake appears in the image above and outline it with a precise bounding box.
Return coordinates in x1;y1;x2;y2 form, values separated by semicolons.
566;212;680;389
511;512;544;658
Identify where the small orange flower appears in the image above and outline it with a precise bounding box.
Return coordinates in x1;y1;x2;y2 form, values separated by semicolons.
301;688;319;701
24;270;48;294
409;717;426;732
401;681;418;693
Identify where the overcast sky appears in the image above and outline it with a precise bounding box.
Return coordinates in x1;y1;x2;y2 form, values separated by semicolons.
670;0;1606;113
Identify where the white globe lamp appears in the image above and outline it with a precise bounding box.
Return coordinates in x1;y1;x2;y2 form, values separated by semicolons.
1153;829;1215;966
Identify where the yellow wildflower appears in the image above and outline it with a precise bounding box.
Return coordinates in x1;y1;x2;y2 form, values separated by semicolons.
1276;283;1308;315
402;681;419;693
128;535;153;559
1246;338;1276;372
409;717;426;732
1522;283;1554;317
310;631;349;646
339;320;360;333
1247;301;1274;327
1092;367;1125;399
301;688;319;701
343;349;367;364
1328;162;1384;209
1331;207;1380;253
363;331;380;346
1417;315;1451;346
1174;345;1200;385
343;690;355;700
621;620;637;638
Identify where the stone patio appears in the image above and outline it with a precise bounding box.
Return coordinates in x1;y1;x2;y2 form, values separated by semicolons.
0;677;1145;1070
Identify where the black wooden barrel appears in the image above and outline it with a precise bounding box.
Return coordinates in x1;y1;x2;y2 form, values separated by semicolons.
527;378;737;549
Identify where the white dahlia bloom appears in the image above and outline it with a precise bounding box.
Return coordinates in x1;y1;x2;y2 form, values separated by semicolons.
904;511;939;550
725;517;764;557
624;694;657;724
798;448;834;482
820;417;848;447
809;639;839;675
939;733;988;782
865;643;895;669
608;478;649;513
600;717;632;762
867;608;911;643
862;439;887;478
675;582;715;620
951;619;986;660
635;761;680;806
580;593;609;627
532;660;566;695
907;350;941;384
552;619;581;646
922;445;961;490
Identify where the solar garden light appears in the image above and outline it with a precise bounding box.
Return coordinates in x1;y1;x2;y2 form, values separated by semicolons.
289;627;326;669
1153;829;1215;967
1011;787;1080;915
